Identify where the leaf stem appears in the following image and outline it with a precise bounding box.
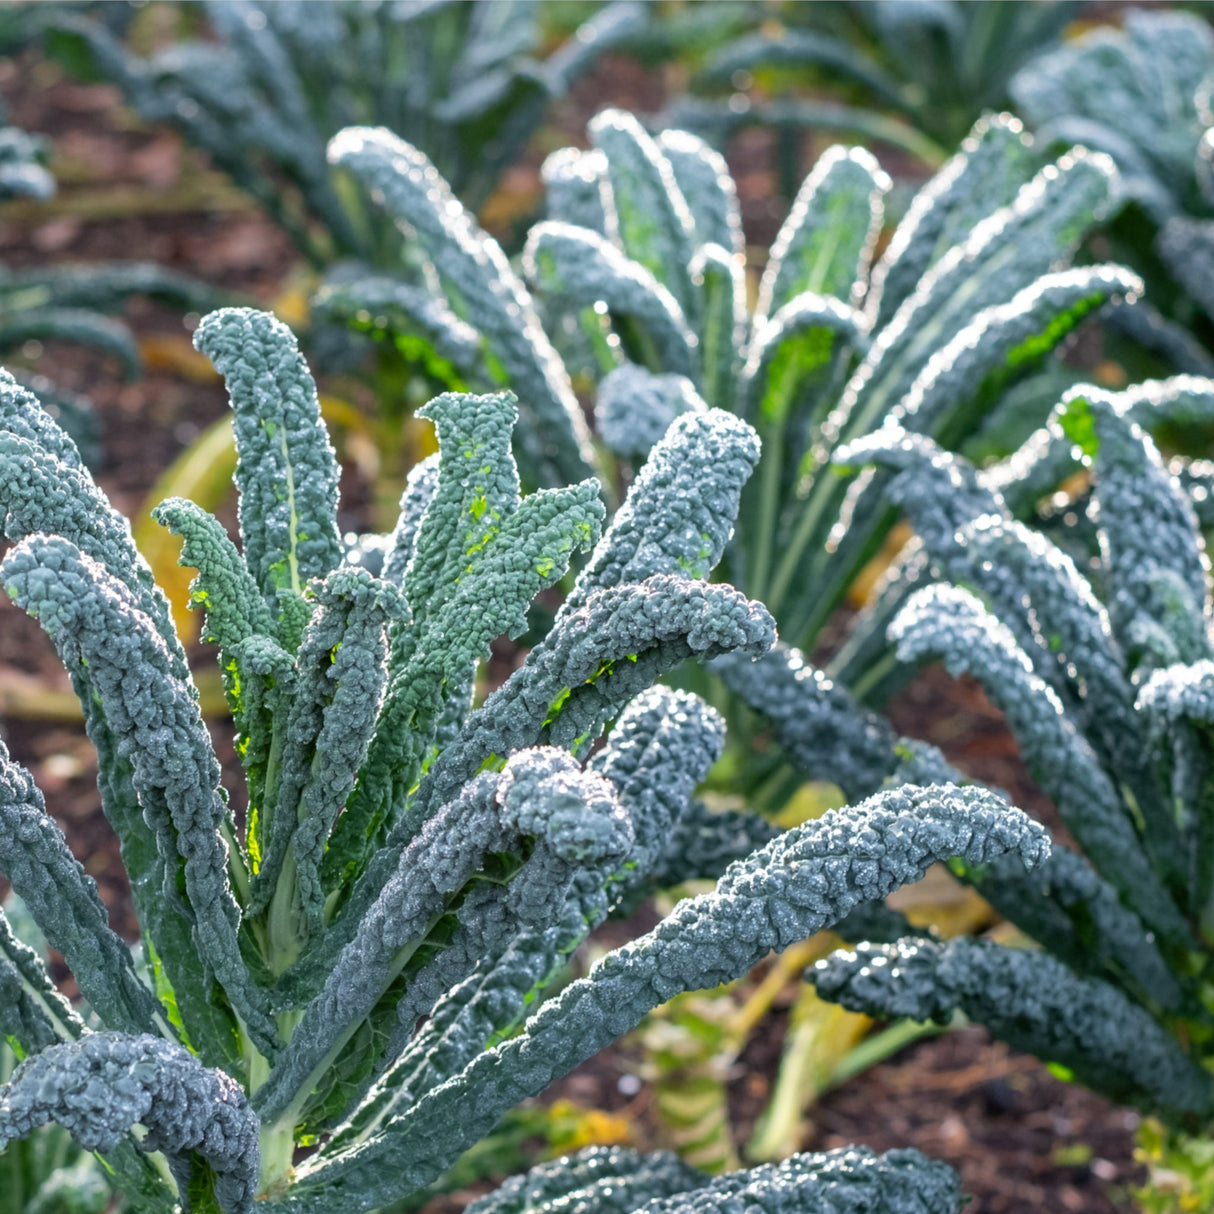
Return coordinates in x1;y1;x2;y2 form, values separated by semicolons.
747;421;784;605
258;1119;297;1199
826;1011;964;1092
765;470;842;618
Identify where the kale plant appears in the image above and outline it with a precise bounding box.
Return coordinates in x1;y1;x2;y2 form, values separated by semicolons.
328;105;1131;700
667;0;1077;176
41;0;645;266
0;306;1051;1211
317;109;1149;1158
1010;7;1214;372
810;377;1214;1185
510;107;1131;813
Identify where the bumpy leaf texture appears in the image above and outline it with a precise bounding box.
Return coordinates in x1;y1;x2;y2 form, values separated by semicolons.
0;903;83;1055
466;1144;962;1214
0;738;162;1040
280;784;1045;1210
710;643;897;802
2;535;278;1056
0;1032;260;1214
194;308;343;610
811;937;1213;1119
595;364;706;462
327;126;595;487
890;583;1189;945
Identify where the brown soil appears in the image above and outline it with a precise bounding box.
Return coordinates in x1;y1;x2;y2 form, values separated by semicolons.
0;41;1145;1214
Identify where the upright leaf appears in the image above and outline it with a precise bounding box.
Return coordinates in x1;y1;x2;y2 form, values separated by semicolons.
328;127;596;486
755;145;889;324
590;109;698;317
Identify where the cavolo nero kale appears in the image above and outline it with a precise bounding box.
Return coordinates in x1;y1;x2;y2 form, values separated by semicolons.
322;106;1137;820
0;306;1052;1212
525;107;1129;671
808;376;1214;1129
1010;8;1214;372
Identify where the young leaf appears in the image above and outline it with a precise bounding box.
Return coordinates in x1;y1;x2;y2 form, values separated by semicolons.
893;264;1141;443
563;409;760;616
249;568;405;935
690;242;747;410
194;308;343;609
657;129;744;261
866;112;1035;328
341;392;604;858
1056;387;1212;663
835;146;1119;445
541;147;609;234
311;268;484;373
594;365;706;462
588;686;727;884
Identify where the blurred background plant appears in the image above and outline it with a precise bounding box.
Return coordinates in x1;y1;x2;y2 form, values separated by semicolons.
33;0;647;264
1009;6;1214;381
655;1;1079;192
647;3;1214;396
0;77;234;468
0;101;54;202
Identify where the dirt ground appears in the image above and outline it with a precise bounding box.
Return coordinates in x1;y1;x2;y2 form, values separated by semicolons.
0;42;1146;1214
